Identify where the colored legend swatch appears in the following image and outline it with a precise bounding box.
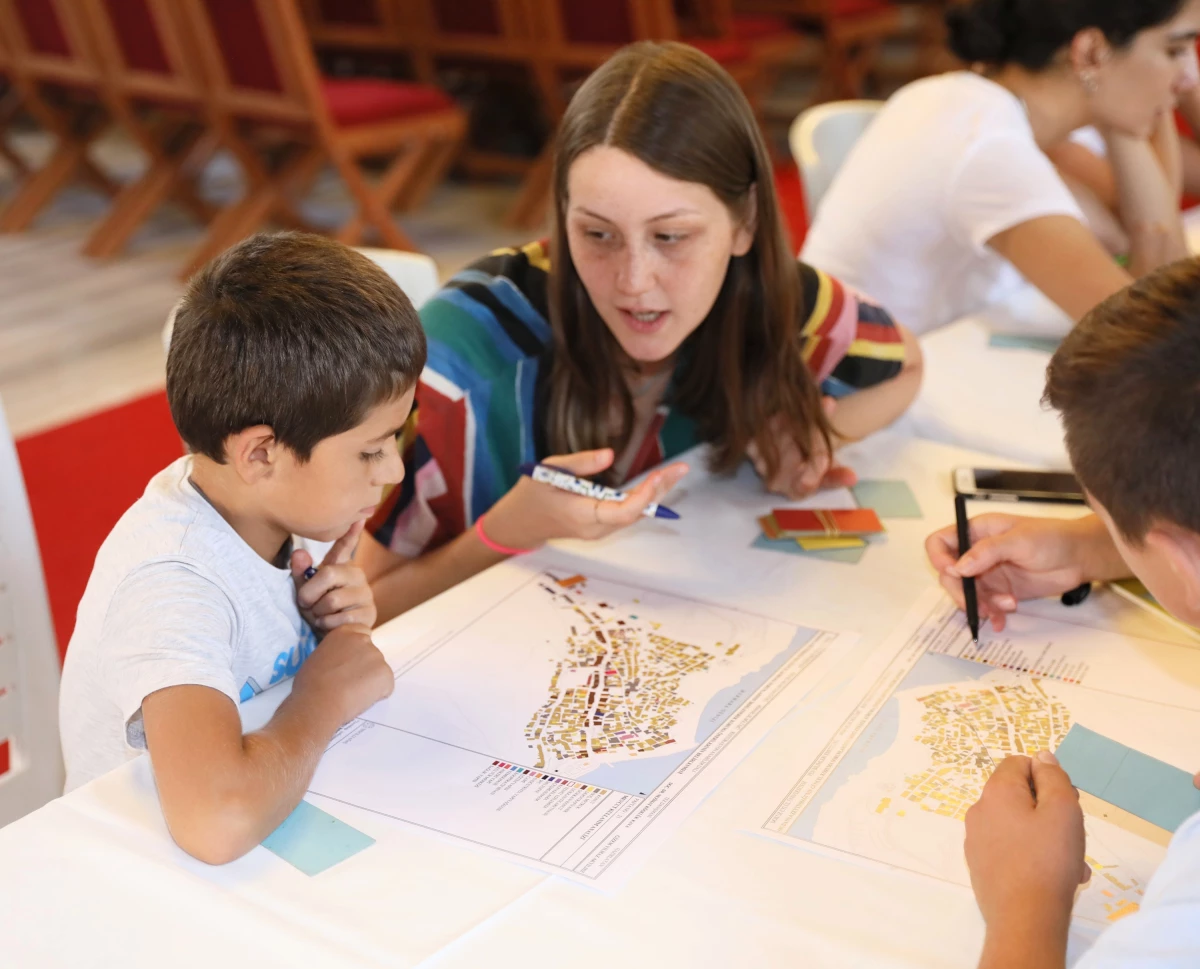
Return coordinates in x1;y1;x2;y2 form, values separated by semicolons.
492;760;608;795
931;632;1090;684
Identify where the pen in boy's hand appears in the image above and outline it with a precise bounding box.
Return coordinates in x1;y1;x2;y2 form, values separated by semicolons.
954;494;980;643
303;565;317;580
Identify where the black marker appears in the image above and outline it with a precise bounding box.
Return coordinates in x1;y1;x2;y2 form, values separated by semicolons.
954;494;980;643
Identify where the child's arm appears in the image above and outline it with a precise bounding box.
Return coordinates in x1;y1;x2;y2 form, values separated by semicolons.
965;753;1089;969
142;622;392;865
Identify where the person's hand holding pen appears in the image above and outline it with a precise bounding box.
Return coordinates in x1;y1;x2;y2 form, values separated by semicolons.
478;448;688;554
925;514;1128;632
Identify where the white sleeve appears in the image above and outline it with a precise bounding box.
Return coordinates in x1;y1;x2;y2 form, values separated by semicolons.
1073;813;1200;967
99;562;241;749
946;132;1086;255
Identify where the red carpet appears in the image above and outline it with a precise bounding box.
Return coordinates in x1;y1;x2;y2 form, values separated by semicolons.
16;391;182;663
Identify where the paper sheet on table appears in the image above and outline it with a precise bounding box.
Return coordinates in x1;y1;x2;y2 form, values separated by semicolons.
750;587;1200;927
305;554;855;890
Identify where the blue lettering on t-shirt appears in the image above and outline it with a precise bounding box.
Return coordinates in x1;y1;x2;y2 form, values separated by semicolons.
266;623;319;687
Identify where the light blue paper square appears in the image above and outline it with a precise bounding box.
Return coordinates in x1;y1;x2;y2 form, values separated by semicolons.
852;479;923;519
261;799;375;875
1056;725;1200;834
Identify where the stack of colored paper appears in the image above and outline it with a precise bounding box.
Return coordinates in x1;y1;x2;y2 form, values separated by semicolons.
751;480;920;564
757;508;885;551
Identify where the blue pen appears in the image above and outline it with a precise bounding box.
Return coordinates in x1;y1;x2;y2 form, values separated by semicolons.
518;462;680;520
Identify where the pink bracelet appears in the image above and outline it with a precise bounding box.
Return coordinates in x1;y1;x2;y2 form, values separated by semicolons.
474;515;535;556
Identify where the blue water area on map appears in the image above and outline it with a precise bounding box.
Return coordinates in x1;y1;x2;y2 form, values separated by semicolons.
786;652;993;840
571;627;820;796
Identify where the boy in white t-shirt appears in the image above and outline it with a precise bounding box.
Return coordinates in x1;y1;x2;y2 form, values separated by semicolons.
59;232;425;864
926;257;1200;967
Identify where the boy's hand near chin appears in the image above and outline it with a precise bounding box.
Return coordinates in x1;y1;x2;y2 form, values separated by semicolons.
291;520;378;632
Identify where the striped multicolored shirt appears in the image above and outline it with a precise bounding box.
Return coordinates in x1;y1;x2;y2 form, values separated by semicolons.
368;241;906;557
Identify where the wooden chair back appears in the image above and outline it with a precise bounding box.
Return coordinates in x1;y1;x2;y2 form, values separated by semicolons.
175;0;326;129
675;0;734;35
300;0;404;52
532;0;674;66
409;0;534;62
734;0;897;30
0;0;104;89
0;12;13;75
75;0;206;106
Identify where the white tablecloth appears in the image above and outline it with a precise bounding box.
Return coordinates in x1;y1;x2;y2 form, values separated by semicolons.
903;207;1200;470
0;434;1189;968
901;315;1071;470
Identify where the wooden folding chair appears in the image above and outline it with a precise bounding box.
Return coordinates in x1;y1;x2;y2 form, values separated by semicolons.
528;0;760;110
74;0;215;258
0;23;31;182
299;0;405;52
0;0;118;232
175;0;467;279
734;0;907;100
400;0;545;186
679;0;809;91
406;0;535;83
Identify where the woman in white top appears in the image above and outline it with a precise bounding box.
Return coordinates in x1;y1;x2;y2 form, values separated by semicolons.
802;0;1200;336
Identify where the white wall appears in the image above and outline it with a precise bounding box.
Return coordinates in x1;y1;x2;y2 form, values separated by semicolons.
0;396;64;825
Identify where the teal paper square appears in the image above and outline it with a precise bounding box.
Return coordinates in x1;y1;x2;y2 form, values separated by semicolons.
261;799;375;875
1056;725;1200;834
852;480;923;519
988;333;1062;353
1055;725;1125;794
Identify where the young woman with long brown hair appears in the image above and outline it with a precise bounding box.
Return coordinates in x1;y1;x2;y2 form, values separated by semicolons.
358;41;923;623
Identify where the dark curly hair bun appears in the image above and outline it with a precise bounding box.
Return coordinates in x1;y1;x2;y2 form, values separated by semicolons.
944;0;1186;71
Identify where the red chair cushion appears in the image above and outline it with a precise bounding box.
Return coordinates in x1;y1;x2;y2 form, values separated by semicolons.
321;77;454;127
732;15;791;41
687;36;752;65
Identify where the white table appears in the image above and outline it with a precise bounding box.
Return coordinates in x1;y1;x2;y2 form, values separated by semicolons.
903;206;1200;470
0;434;1188;969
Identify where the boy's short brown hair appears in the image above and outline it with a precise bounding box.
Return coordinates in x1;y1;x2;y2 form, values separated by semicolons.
1045;258;1200;542
167;233;427;462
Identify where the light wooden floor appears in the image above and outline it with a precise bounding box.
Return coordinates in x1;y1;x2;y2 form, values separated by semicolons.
0;131;524;438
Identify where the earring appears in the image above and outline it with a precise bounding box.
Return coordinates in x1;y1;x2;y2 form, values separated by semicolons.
1080;70;1099;94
